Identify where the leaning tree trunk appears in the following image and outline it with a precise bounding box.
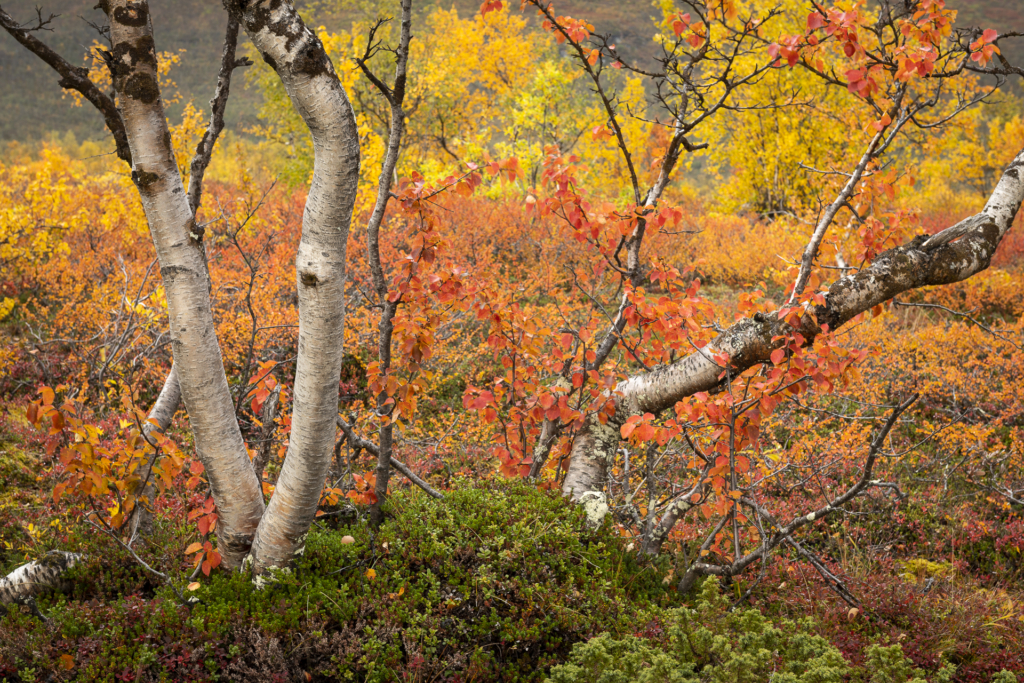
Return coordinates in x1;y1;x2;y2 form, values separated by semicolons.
103;0;264;567
0;551;81;610
129;362;182;540
563;146;1024;515
227;0;360;574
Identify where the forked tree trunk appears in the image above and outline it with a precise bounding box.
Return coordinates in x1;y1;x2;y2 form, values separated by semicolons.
563;147;1024;516
103;0;265;567
226;0;360;573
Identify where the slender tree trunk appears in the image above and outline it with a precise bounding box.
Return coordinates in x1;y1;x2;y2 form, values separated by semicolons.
352;0;414;527
563;146;1024;517
227;0;360;574
104;0;264;567
129;362;182;540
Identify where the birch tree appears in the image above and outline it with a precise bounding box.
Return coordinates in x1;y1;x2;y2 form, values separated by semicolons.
2;0;1023;609
0;0;426;603
464;0;1024;591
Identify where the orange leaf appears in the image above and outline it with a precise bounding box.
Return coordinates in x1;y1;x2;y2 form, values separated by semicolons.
207;550;222;569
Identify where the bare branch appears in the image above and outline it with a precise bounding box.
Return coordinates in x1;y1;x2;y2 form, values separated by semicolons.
187;13;250;216
0;4;131;164
336;416;444;499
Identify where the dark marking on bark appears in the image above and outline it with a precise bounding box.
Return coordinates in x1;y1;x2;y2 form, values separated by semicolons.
1007;168;1019;180
112;4;148;27
292;37;331;78
123;72;159;104
109;36;156;78
283;26;302;53
94;0;112;14
261;52;277;71
189;218;205;242
300;271;319;287
131;169;159;188
224;0;283;35
160;265;192;281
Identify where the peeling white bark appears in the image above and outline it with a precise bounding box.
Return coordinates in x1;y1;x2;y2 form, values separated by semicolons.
0;551;81;607
228;0;359;573
105;0;264;566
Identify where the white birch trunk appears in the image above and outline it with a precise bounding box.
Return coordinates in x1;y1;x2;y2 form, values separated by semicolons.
563;147;1024;511
128;362;183;539
104;0;264;566
227;0;360;573
0;551;82;607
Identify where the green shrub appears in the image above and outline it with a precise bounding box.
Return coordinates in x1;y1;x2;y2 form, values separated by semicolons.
547;577;851;683
1;480;675;682
546;578;969;683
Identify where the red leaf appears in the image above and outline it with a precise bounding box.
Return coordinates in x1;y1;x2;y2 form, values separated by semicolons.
480;0;502;16
207;551;222;570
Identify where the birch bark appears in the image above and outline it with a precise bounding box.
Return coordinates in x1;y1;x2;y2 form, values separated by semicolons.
563;146;1024;512
0;552;81;608
226;0;360;573
104;0;264;566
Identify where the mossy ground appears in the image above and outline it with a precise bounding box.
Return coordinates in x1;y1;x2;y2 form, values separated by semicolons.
1;483;676;682
2;482;1023;682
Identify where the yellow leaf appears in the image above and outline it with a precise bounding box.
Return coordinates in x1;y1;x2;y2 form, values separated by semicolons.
365;568;377;580
187;582;201;591
59;654;74;670
184;542;204;555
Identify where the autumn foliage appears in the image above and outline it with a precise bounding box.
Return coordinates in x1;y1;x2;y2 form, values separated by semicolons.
2;0;1024;680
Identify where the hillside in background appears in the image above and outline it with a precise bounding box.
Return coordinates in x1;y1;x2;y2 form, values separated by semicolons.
1;0;1021;145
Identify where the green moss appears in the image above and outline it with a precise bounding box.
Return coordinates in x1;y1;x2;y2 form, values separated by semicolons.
185;481;674;680
1;481;675;682
0;443;37;491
